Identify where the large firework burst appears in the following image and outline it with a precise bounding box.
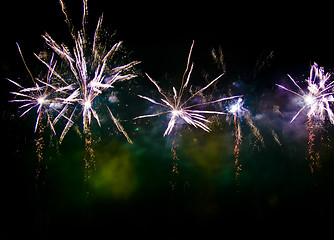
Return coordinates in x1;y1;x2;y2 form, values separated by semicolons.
9;0;139;144
41;0;139;143
9;0;139;183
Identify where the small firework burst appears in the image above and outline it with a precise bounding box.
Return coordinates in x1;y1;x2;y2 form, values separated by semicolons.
8;44;70;135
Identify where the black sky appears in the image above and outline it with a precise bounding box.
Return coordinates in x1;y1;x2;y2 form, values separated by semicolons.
2;1;334;238
1;1;333;75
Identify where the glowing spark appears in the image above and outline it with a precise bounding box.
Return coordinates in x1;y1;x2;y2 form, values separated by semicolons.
276;63;334;124
84;100;92;110
134;41;241;136
305;95;315;105
172;109;182;117
37;97;46;105
230;103;240;114
228;97;244;116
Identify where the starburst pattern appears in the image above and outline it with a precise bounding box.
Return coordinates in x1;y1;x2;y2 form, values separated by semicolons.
277;63;334;176
45;0;139;143
8;0;139;184
9;0;139;144
134;41;241;136
276;63;334;123
8;44;71;135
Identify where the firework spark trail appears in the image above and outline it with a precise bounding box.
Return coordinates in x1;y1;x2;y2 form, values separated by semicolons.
227;97;264;186
170;132;181;192
35;114;46;190
84;128;95;182
277;63;334;175
233;114;242;186
245;112;265;148
307;117;321;176
308;117;326;179
211;46;226;74
134;41;242;136
228;98;243;185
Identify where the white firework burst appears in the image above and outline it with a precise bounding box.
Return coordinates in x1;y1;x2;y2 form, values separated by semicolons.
8;44;73;134
134;41;241;136
40;0;139;143
276;63;334;124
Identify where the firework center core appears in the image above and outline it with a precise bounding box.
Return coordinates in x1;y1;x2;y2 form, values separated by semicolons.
38;97;46;105
84;100;92;109
305;95;315;105
172;109;182;117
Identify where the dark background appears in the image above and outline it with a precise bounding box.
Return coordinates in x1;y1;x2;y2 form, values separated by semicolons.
1;0;334;239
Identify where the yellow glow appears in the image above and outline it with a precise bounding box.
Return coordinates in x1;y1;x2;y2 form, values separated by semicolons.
91;142;138;199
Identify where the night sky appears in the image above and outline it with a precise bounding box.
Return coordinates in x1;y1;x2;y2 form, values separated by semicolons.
1;0;334;239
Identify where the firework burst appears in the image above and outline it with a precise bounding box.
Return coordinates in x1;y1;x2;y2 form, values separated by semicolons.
42;0;139;143
276;63;334;124
134;41;241;136
9;0;139;183
41;0;139;181
277;63;334;175
7;44;71;189
8;44;72;135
